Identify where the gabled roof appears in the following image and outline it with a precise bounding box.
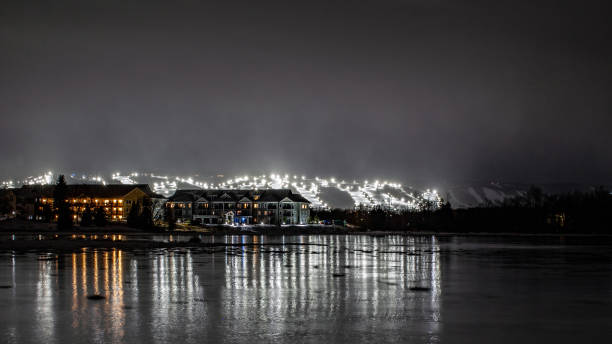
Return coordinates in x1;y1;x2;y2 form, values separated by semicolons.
257;191;281;202
210;190;251;202
22;184;164;199
238;196;253;202
219;192;233;200
258;189;292;202
288;193;310;203
168;188;310;203
168;189;202;202
128;184;166;198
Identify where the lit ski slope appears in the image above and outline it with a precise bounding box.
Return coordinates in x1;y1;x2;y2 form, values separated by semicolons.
3;171;442;210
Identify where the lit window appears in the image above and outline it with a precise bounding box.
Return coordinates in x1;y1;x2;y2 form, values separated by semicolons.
118;200;123;204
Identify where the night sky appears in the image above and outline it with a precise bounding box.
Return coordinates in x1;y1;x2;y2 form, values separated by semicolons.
1;0;611;185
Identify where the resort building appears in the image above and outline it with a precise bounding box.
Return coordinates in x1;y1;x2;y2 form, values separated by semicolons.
166;189;311;225
23;184;165;222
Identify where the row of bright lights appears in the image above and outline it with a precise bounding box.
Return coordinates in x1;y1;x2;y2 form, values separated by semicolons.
3;171;441;210
137;172;438;210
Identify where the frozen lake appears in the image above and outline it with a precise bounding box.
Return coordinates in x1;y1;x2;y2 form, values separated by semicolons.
0;235;611;343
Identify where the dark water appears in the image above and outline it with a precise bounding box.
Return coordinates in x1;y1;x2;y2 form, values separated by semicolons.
0;235;611;343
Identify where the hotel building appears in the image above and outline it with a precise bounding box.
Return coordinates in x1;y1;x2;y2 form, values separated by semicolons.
24;184;164;222
167;189;310;225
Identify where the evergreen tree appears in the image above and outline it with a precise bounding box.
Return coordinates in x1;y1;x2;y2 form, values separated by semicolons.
94;207;107;227
54;175;72;230
81;205;93;227
0;190;14;215
165;206;176;231
139;206;154;229
127;202;140;228
526;185;544;208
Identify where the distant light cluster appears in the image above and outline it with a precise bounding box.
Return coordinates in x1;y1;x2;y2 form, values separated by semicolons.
3;171;107;188
2;171;442;211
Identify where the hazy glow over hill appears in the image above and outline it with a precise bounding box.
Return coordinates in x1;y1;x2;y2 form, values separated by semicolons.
3;171;442;210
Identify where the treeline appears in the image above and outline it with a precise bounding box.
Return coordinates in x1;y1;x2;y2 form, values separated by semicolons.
312;186;612;233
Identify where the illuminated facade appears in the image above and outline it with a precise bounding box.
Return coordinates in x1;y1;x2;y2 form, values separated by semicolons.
24;184;164;223
167;189;310;225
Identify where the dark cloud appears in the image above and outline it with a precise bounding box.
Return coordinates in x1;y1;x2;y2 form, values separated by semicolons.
1;0;611;184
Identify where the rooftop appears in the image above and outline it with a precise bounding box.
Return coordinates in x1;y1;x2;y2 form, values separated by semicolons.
168;189;310;203
20;184;165;199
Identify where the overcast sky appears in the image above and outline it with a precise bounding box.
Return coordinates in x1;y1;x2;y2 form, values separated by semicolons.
1;0;611;185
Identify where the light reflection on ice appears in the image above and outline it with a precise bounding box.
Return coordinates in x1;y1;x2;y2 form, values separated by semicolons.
2;235;443;343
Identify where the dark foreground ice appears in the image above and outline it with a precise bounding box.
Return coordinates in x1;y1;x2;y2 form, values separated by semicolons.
0;235;611;343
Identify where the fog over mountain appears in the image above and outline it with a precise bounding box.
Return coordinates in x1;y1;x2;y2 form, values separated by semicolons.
3;170;608;209
2;1;611;185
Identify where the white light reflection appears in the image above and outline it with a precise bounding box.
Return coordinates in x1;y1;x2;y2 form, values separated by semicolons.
11;235;442;343
218;234;442;341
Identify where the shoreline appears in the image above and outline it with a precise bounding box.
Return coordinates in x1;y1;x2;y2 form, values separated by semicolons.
2;223;612;252
3;219;612;237
0;239;328;252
